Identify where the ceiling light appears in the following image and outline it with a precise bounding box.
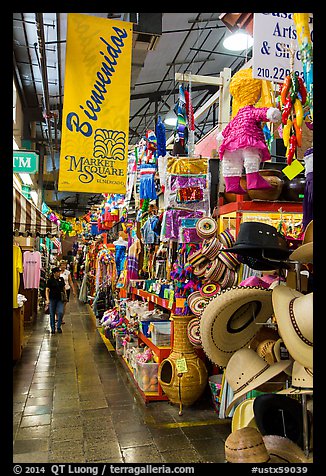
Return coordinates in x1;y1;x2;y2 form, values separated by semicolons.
19;173;33;185
164;110;177;127
223;31;253;51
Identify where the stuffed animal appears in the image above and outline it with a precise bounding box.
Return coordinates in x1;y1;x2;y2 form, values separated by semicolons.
217;68;281;194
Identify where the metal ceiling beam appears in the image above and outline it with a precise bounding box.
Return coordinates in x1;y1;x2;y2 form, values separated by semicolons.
35;12;58;200
56;13;63;125
190;46;251;59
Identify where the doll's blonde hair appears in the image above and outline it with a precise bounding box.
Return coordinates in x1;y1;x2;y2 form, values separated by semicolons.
229;68;262;116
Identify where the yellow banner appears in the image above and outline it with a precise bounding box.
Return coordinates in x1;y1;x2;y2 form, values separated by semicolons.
58;14;133;194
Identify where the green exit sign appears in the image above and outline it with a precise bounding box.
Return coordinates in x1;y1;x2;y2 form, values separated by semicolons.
13;150;39;174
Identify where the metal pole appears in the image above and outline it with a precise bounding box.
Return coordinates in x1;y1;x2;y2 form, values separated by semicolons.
301;394;310;458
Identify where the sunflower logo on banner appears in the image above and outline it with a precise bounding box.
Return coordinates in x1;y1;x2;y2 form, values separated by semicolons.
58;14;133;194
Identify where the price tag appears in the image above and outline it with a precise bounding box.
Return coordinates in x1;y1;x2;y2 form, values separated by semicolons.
176;357;188;374
175;297;186;308
168;290;174;309
164;289;169;299
282;159;305;180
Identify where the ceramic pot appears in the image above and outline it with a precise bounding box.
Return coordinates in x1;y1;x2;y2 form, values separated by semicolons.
158;315;208;406
281;174;305;202
247;170;284;201
223;175;250;202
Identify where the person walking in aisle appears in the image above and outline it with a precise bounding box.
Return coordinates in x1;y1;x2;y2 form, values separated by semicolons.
45;267;65;334
58;259;76;324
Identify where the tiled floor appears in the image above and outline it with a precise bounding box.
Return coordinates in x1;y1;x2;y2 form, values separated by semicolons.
13;296;231;463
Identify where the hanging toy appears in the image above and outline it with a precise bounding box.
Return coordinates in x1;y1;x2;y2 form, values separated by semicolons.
217;68;281;194
145;129;157;162
139;131;158;201
155;115;167;158
279;67;307;165
173;84;188;156
293;13;313;121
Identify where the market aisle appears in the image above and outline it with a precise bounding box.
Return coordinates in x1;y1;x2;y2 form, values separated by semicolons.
13;296;231;464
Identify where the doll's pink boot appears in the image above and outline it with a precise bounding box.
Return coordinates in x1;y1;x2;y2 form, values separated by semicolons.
224;176;246;194
246;172;273;190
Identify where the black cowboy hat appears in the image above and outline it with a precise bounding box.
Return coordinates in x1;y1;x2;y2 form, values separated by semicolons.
253;393;311;450
222;222;291;262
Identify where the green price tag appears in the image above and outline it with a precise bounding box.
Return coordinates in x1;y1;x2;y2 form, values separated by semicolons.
164;289;169;299
168;290;174;309
176;357;188;373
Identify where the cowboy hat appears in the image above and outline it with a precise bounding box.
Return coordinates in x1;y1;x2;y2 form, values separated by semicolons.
272;285;313;369
231;398;257;432
278;361;313;395
263;435;310;464
200;286;274;368
223;221;291;262
237;254;285;271
249;324;278;346
272;338;294;376
224;427;296;463
253;393;311;450
289;220;313;263
225;348;291;416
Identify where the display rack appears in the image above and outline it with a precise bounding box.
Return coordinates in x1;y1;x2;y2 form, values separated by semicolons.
218;196;303;236
128;286;174;402
130;287;175;312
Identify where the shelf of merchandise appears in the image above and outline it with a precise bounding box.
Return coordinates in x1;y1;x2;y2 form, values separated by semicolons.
130;287;175;312
218;197;303;236
120;353;170;403
128;286;174;402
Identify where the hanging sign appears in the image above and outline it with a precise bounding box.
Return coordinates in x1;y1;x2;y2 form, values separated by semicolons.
58;14;133;194
252;13;313;84
13;151;39;174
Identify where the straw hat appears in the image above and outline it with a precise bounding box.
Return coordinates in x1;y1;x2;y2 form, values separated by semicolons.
187;317;202;347
225;348;291;416
218;250;241;270
218;267;238;288
224;427;292;463
289;220;313;263
249;326;280;352
188;248;207;266
199;282;221;298
263;435;309;464
204;258;226;282
202;237;222;260
187;291;209;316
231;398;257;432
196;216;217;239
278;361;313;395
272;285;313;369
219;228;235;248
272;338;294;376
200;286;274;368
193;259;210;277
256;339;277;366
